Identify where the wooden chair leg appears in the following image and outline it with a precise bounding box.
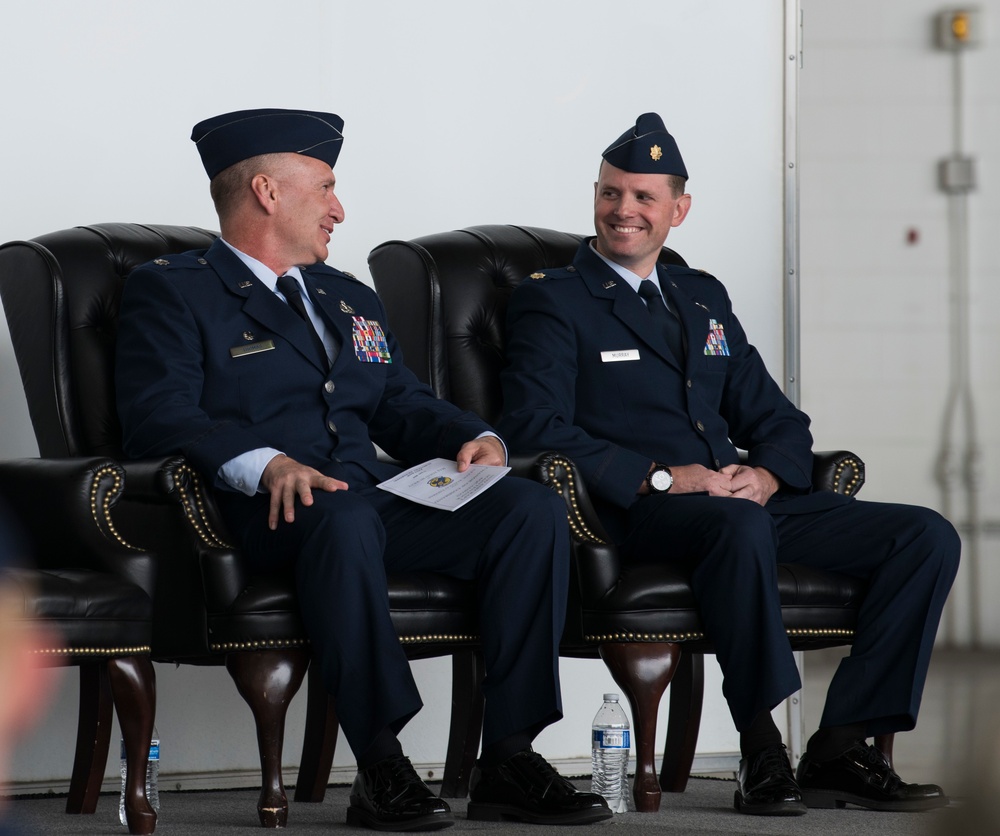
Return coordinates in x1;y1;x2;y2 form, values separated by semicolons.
227;648;309;828
874;732;895;769
599;642;681;813
66;662;114;816
294;661;339;802
109;656;158;835
440;649;485;798
659;650;704;793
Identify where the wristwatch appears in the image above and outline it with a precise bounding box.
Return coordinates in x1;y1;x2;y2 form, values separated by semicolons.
646;464;673;494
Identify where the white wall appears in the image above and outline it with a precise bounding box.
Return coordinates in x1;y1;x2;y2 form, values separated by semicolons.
799;0;1000;647
1;0;788;791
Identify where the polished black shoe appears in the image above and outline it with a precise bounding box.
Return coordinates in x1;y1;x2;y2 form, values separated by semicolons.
346;754;454;831
467;748;613;825
797;741;949;812
734;743;807;816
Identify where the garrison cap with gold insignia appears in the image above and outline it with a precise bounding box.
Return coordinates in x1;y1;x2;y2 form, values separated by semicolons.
191;108;345;180
602;112;687;180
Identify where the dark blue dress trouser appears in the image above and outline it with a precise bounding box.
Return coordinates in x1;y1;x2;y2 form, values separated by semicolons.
621;495;960;736
222;476;569;759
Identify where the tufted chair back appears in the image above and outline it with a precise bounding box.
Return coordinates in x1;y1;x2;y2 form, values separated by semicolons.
369;224;685;422
0;224;217;459
0;223;491;819
369;223;881;814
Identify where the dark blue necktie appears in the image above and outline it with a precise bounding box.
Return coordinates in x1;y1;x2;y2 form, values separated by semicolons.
277;274;331;366
637;278;684;362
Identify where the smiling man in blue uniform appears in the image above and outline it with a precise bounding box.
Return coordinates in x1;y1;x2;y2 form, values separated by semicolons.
498;113;960;817
115;108;611;830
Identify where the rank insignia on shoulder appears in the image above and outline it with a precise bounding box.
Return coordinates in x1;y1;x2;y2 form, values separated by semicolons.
529;272;546;280
197;258;208;265
343;271;356;279
340;300;356;314
153;258;169;266
315;287;327;295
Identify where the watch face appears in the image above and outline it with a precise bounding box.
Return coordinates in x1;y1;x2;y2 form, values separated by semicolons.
651;469;672;491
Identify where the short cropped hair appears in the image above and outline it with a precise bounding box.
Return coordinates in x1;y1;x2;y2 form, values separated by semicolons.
209;153;286;219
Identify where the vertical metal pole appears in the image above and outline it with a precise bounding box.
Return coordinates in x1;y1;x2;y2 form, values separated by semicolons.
783;0;806;767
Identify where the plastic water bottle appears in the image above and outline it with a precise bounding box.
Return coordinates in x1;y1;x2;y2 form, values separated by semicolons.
119;728;159;825
591;693;630;813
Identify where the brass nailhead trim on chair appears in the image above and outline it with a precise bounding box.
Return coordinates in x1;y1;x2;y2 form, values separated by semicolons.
584;631;706;642
176;464;234;550
545;457;608;546
211;634;479;652
90;465;138;549
32;645;152;657
584;627;855;643
833;458;863;497
398;634;478;645
785;627;855;639
210;638;309;652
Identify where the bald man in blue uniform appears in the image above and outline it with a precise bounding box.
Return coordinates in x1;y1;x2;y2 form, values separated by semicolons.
498;113;959;817
116;109;610;830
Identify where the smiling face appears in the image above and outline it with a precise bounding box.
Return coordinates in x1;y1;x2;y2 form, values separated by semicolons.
593;161;691;276
269;153;345;267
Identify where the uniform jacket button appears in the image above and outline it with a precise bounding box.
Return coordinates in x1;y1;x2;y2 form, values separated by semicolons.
324;380;335;393
696;420;705;432
327;420;338;433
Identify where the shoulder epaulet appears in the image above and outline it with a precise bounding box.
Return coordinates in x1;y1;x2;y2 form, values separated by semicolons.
525;264;576;283
663;263;717;281
143;249;211;271
308;262;362;284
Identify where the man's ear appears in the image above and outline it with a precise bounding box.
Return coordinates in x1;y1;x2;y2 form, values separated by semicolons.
671;193;693;228
250;173;278;214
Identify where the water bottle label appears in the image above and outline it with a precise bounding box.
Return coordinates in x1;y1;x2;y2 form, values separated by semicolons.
593;729;630;749
119;739;160;760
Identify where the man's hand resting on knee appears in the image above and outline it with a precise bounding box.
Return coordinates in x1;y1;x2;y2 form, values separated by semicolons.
261;454;349;529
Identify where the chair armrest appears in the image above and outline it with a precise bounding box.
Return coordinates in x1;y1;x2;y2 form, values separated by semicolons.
115;456;247;612
515;452;622;604
0;457;155;595
118;456;233;550
812;450;866;497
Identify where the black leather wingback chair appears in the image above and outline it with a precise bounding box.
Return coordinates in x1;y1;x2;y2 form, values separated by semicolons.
0;224;485;826
369;224;886;813
0;457;156;834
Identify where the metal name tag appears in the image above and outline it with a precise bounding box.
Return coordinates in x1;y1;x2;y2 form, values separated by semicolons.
230;339;276;358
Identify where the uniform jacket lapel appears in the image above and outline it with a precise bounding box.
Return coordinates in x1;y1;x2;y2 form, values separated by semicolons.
204;240;329;372
574;242;684;370
659;265;712;370
301;271;352;371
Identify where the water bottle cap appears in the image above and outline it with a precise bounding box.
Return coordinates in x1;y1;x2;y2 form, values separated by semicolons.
603;693;620;702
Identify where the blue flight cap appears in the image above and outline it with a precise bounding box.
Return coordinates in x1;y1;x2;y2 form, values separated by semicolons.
191;108;345;179
602;112;687;179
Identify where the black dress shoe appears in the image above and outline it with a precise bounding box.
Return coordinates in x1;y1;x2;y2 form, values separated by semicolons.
467;748;613;825
734;743;807;816
797;741;949;812
347;754;454;831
